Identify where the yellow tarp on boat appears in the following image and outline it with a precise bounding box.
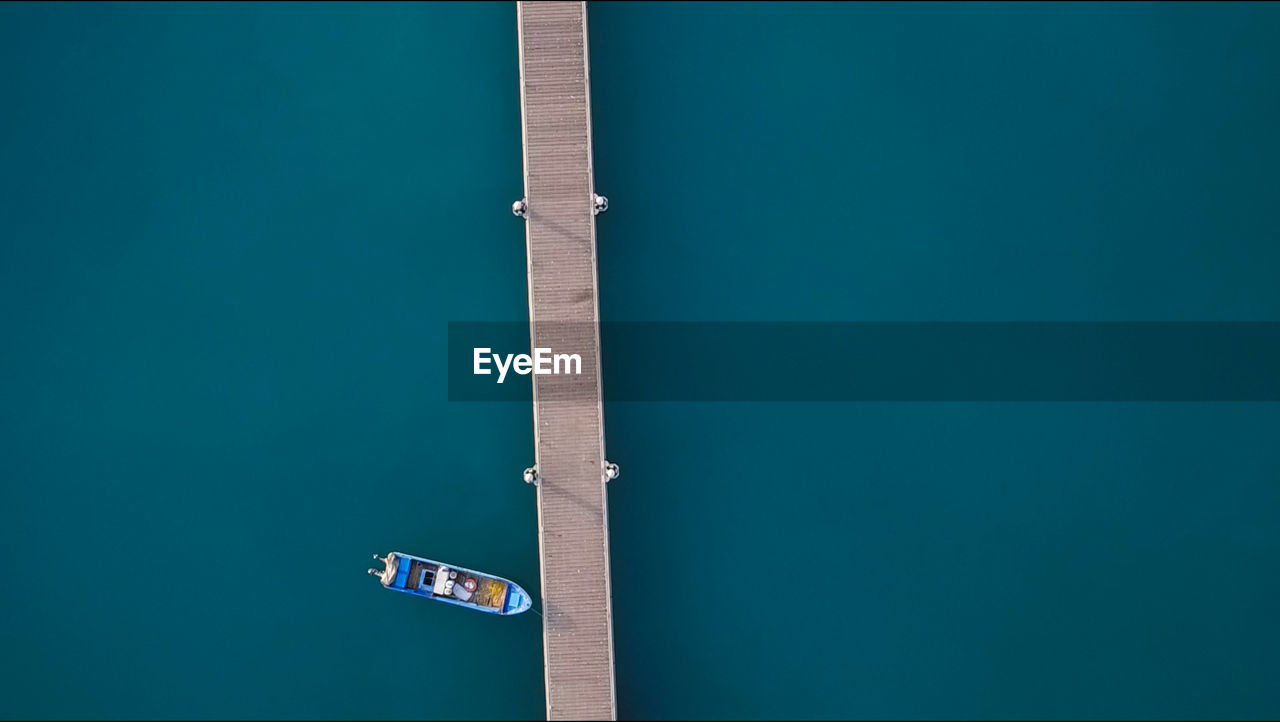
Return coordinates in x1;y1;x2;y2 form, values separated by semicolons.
471;577;508;609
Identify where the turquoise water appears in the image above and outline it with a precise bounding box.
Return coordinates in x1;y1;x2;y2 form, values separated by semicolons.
2;2;1279;719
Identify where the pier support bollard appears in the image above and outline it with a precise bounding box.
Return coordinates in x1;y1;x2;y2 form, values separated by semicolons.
523;466;540;486
603;462;620;483
592;193;608;215
512;198;528;219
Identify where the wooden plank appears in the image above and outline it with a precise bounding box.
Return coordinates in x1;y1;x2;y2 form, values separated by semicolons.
516;2;617;720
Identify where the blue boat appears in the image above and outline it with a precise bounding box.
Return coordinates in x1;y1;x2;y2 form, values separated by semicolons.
367;551;532;616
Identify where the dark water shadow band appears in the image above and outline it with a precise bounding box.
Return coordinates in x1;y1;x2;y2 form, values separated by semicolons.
448;322;1280;402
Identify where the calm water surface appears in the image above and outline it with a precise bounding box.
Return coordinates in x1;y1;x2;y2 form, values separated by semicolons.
1;2;1278;719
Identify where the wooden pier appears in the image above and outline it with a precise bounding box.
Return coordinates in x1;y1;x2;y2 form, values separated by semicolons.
515;2;616;720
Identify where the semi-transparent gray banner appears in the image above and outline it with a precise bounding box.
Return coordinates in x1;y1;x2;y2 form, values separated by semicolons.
447;322;1280;402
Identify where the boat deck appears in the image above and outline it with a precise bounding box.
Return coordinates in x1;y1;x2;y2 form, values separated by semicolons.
516;2;617;720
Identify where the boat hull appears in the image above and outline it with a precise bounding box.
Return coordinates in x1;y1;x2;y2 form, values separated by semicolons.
370;551;532;616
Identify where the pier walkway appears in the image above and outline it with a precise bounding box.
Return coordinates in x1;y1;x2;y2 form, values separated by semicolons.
515;2;616;720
